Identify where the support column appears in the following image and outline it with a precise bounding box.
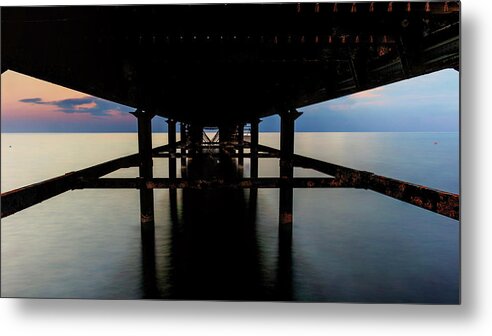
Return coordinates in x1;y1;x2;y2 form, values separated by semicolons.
131;109;155;228
219;125;235;156
167;118;177;180
276;110;300;300
237;123;245;168
249;119;261;216
180;122;187;178
189;124;203;156
132;110;156;291
250;119;260;180
278;109;302;236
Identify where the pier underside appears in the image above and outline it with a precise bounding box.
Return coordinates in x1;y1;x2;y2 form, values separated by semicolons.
1;2;459;125
1;3;459;269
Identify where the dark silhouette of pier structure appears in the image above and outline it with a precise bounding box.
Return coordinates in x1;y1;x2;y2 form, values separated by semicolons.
1;2;460;288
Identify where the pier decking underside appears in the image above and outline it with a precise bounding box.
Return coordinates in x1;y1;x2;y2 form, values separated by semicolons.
1;3;459;124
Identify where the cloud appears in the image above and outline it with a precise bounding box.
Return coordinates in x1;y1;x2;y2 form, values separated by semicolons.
19;98;46;104
352;87;385;99
18;96;132;117
321;91;387;113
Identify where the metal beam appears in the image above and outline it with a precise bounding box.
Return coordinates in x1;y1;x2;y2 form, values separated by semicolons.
132;110;155;225
153;152;278;158
368;175;459;220
1;173;80;219
2;139;459;221
79;177;339;189
167;118;177;179
252;142;459;220
1;143;175;219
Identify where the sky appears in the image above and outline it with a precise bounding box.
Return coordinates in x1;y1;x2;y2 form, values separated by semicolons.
1;69;459;133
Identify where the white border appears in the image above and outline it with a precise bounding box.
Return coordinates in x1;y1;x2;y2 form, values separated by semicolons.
2;0;491;335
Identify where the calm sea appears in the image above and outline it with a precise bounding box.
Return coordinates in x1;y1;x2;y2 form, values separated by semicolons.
1;132;459;302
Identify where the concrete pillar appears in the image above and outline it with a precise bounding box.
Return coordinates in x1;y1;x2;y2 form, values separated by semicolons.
131;109;155;229
237;123;245;168
169;186;178;225
250;119;261;180
132;110;156;294
180;122;187;178
167;119;177;180
277;225;293;300
167;119;178;224
189;124;203;156
278;109;302;231
219;124;235;156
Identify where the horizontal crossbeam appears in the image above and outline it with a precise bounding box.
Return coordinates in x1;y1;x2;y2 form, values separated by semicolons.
251;142;459;220
78;177;340;189
153;152;278;158
1;142;178;218
2;139;459;220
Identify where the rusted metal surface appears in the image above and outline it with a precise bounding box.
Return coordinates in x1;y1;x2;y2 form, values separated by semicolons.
292;153;372;187
368;175;460;220
153;152;277;158
1;143;176;219
1;173;78;218
3;138;458;221
80;177;340;190
133;110;155;226
279;185;294;226
1;152;143;218
279;110;302;228
253;142;459;220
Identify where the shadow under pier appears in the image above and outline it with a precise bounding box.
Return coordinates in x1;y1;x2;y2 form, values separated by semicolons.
163;152;286;300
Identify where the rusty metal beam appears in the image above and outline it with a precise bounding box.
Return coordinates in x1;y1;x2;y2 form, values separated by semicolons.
153;152;278;158
250;142;459;220
293;153;459;219
79;177;339;189
368;175;459;220
1;154;137;218
1;143;176;219
1;173;79;219
2;139;458;221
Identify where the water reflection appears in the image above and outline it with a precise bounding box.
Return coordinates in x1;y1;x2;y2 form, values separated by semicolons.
142;152;293;300
1;134;459;301
141;223;158;298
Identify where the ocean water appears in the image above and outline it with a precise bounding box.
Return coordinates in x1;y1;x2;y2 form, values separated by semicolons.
1;132;459;302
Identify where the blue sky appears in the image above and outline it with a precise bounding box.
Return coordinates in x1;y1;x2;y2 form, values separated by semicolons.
1;69;459;132
261;69;459;132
